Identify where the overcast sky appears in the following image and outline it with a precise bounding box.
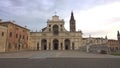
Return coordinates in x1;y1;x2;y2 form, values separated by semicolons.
0;0;120;39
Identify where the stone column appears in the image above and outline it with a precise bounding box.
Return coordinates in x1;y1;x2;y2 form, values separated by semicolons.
70;40;72;50
47;39;49;50
59;39;61;50
62;39;65;50
35;39;37;51
51;39;53;50
39;39;41;50
49;42;51;50
86;45;90;52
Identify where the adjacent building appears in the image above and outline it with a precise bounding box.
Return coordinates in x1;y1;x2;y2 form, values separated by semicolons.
81;36;108;53
0;21;30;52
82;36;108;46
0;25;7;52
108;39;119;52
30;12;83;50
108;31;120;52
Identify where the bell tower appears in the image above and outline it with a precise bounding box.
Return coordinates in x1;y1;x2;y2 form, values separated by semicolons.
117;30;120;44
70;11;76;32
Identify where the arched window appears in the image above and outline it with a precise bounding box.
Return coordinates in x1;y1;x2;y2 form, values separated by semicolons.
53;25;59;35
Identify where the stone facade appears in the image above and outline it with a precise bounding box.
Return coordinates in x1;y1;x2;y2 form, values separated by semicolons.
0;25;7;52
107;31;120;52
82;36;108;46
80;36;108;53
108;39;119;52
0;21;30;52
30;12;83;50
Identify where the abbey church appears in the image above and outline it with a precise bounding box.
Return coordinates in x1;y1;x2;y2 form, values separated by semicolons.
30;12;83;50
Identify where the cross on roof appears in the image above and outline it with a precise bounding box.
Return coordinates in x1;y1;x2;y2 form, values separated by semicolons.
54;11;57;15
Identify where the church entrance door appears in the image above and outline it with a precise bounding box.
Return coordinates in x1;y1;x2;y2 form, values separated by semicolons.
65;45;69;50
41;39;47;50
65;39;70;50
53;39;59;50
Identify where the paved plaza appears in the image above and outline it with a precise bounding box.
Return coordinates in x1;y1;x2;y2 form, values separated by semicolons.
0;51;120;68
0;50;120;58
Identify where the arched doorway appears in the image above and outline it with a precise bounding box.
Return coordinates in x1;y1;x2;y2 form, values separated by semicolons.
41;39;47;50
65;39;70;50
37;42;39;50
53;39;59;50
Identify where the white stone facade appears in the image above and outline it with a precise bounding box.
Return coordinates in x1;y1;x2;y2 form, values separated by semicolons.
30;15;82;50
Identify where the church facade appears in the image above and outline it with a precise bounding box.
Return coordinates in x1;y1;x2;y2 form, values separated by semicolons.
30;12;83;50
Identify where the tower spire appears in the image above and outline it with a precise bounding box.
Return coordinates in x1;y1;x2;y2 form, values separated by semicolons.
117;30;120;36
105;35;108;40
70;11;75;20
70;11;76;32
117;30;120;44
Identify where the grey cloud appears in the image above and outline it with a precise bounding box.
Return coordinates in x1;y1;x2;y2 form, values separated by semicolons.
8;0;56;11
9;0;24;6
0;0;120;32
0;0;57;19
0;0;57;15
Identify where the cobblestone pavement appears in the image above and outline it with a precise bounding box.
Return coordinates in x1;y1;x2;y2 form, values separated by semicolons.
0;51;120;68
0;50;120;58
